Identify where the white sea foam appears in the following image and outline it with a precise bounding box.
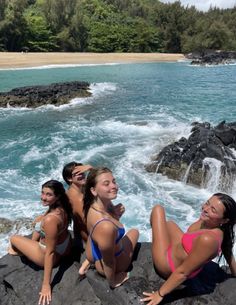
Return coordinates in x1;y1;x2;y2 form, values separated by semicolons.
189;61;236;68
22;136;69;163
0;63;120;71
90;82;117;95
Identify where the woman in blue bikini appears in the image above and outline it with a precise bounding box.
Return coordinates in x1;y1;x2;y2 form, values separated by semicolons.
83;167;139;288
141;193;236;305
8;180;72;305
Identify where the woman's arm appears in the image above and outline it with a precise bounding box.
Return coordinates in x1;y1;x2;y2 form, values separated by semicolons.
31;231;40;241
228;255;236;276
38;216;58;305
142;233;220;305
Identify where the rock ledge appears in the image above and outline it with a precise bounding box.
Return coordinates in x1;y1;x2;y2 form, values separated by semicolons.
0;81;91;108
0;242;235;305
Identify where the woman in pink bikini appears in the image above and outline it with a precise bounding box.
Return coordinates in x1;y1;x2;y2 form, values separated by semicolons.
8;180;72;305
141;193;236;305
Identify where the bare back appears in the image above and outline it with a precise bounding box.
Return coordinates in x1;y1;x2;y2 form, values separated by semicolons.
67;186;88;241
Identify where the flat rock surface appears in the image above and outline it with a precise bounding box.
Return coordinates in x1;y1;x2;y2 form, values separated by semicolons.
0;242;235;305
0;81;91;108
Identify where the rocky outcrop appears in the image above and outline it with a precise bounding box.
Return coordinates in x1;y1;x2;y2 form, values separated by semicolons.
0;218;34;234
0;242;234;305
145;121;236;192
0;81;91;108
186;50;236;65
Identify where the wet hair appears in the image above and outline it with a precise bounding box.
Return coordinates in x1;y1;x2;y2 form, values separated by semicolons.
42;180;72;224
83;167;112;221
214;193;236;263
62;161;82;185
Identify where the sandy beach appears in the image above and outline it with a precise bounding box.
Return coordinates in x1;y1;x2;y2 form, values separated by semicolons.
0;52;185;68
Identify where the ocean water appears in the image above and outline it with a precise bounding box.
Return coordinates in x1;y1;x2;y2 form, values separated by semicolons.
0;61;236;258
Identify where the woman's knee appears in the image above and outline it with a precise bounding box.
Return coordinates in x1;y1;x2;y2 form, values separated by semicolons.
127;228;139;243
150;205;165;223
10;235;20;245
130;228;139;237
152;204;165;213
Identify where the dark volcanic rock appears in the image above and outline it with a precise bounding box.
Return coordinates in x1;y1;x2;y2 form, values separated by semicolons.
145;121;236;192
186;50;236;65
0;217;34;234
0;216;234;303
0;81;91;108
0;242;234;305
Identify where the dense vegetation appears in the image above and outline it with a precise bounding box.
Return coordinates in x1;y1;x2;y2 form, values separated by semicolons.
0;0;236;53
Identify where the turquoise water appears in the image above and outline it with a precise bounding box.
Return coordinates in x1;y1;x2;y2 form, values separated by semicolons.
0;61;236;257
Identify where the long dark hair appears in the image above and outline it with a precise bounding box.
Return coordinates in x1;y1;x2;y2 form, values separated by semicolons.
214;193;236;263
83;167;112;221
42;180;72;224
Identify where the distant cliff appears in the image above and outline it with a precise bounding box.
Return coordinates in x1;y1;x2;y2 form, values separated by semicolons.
0;81;91;108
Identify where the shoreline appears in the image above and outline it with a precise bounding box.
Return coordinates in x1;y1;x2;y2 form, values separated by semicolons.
0;52;185;69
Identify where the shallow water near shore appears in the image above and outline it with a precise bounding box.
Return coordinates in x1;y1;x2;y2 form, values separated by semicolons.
0;61;236;258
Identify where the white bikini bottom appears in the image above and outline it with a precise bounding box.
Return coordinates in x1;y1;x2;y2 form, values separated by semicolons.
39;234;71;255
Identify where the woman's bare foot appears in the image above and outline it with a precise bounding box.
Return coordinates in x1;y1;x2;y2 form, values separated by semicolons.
110;271;130;288
8;245;21;256
78;259;91;277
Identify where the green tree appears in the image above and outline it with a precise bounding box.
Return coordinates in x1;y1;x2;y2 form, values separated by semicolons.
24;7;58;51
0;0;28;51
41;0;77;32
182;17;234;53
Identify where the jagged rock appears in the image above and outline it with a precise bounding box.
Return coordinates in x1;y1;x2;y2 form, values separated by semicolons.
145;121;236;192
0;242;235;305
0;81;91;108
186;50;236;65
0;218;34;234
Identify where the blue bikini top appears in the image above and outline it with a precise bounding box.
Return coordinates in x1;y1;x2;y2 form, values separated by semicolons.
89;218;125;261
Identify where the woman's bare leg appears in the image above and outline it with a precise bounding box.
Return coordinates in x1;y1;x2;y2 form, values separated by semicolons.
78;258;91;276
116;228;139;272
150;205;173;276
93;228;139;275
9;235;45;267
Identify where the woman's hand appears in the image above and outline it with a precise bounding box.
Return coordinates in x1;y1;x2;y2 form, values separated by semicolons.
38;283;52;305
113;203;125;219
110;271;129;288
141;291;163;305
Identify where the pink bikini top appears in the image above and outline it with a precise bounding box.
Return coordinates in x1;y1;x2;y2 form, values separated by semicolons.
181;229;222;278
182;229;222;255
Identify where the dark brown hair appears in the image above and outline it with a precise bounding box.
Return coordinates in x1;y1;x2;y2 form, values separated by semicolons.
83;167;112;220
214;192;236;263
62;161;82;185
42;180;72;223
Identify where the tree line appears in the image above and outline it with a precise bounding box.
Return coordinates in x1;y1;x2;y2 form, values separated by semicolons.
0;0;236;53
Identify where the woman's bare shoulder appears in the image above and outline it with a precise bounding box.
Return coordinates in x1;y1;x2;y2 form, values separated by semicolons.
92;218;117;237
